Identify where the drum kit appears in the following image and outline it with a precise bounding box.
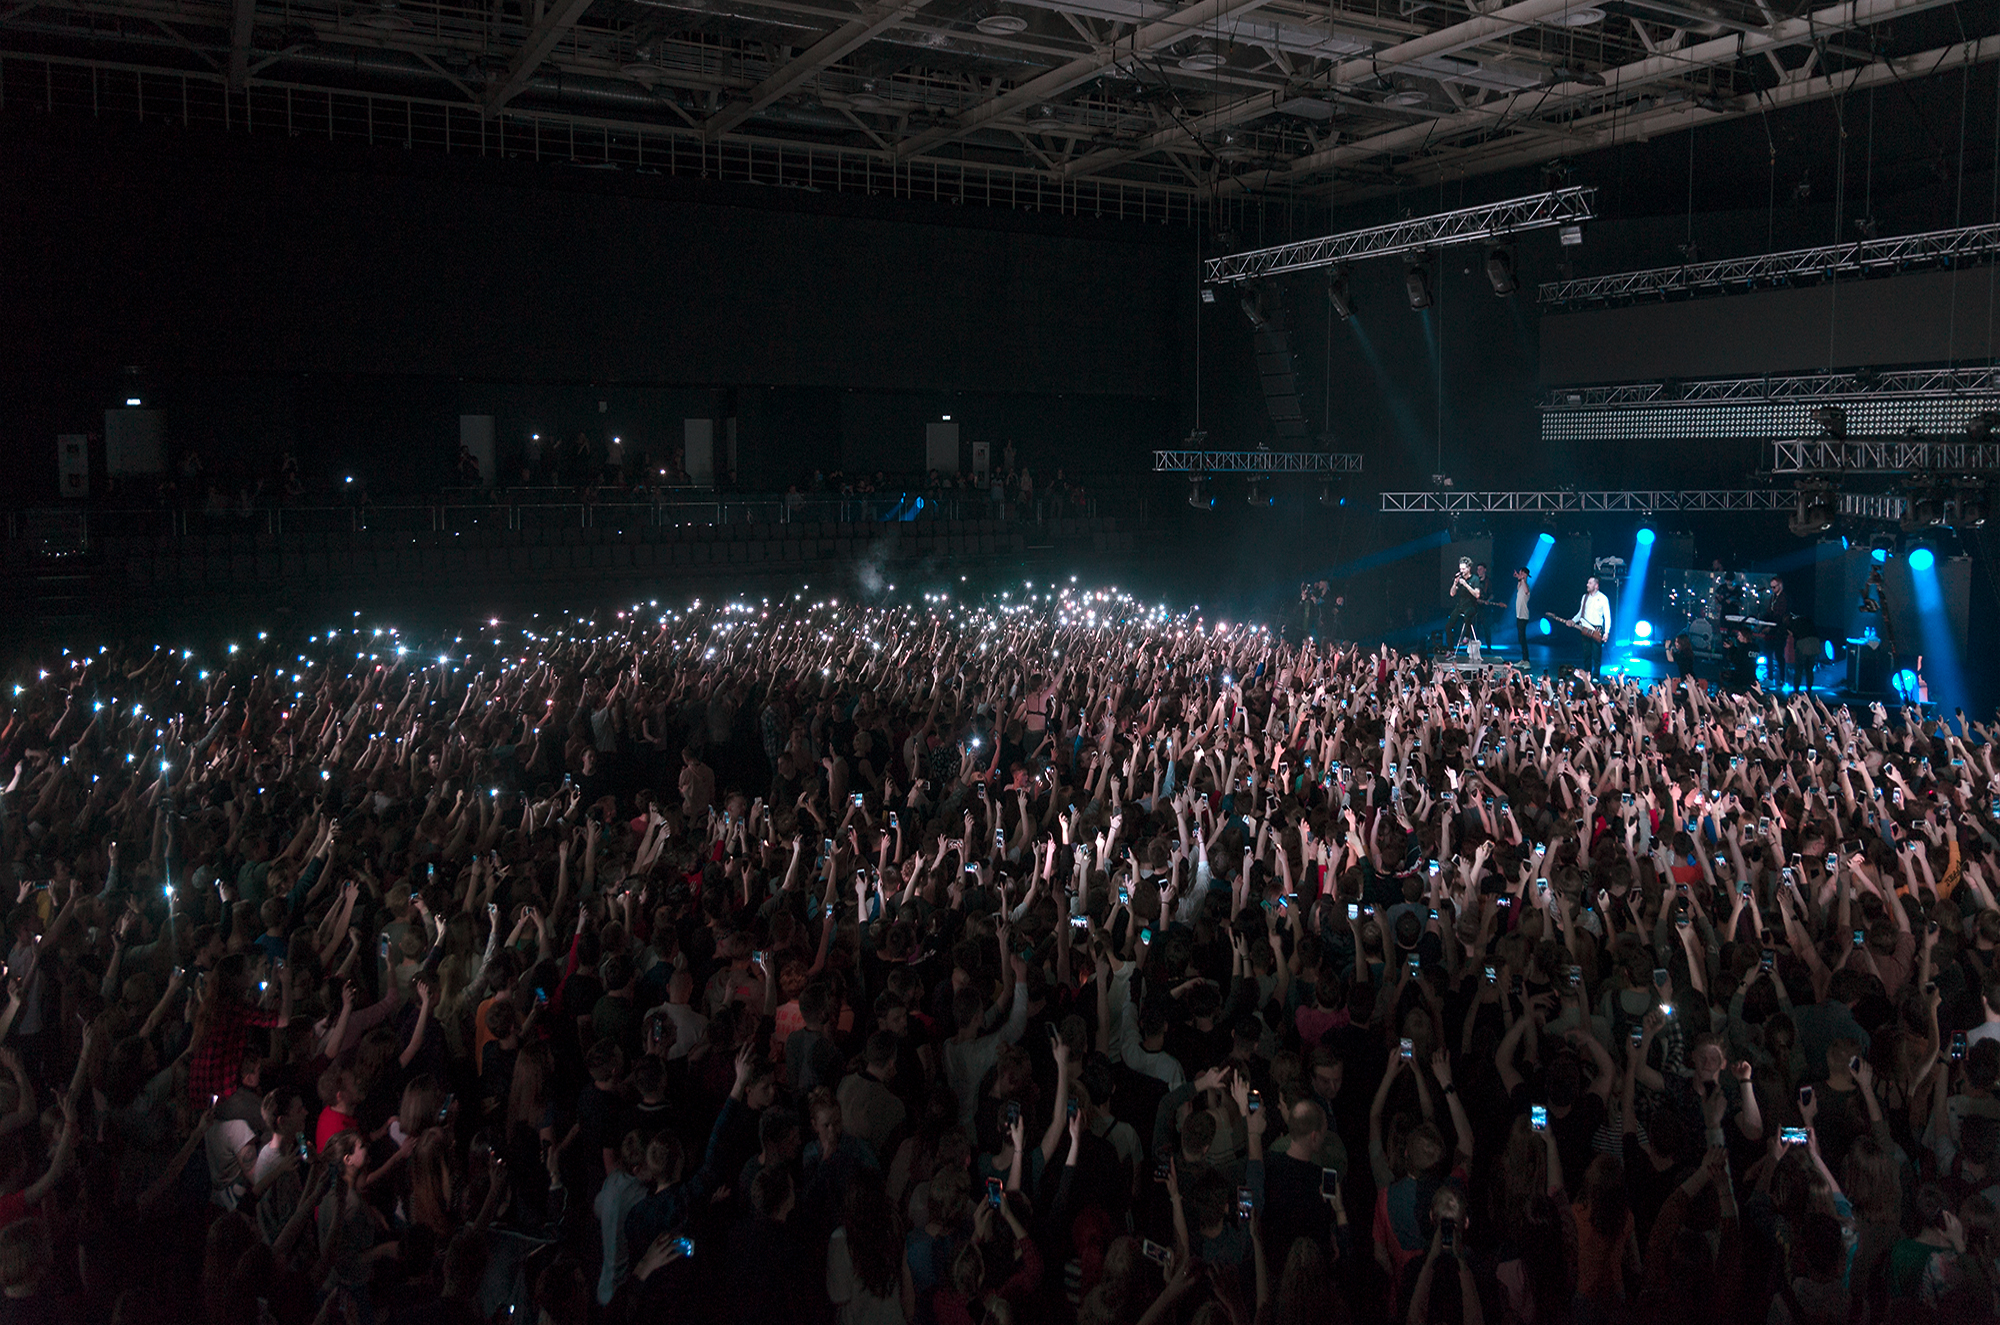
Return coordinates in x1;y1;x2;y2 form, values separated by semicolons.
1661;571;1776;658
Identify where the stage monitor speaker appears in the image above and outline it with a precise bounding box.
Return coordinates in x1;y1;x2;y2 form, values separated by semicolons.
1847;638;1895;696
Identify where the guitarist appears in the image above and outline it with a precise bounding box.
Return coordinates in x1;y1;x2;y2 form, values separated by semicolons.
1574;575;1612;677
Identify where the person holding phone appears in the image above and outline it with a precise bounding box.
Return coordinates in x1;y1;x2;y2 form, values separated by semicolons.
186;951;294;1111
1370;1047;1475;1314
1407;1207;1481;1325
1240;1072;1349;1272
249;1087;313;1245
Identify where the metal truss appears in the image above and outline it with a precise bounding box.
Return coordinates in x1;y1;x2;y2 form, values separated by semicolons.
1203;188;1596;286
1379;490;1794;513
1543;366;2000;410
1840;493;1910;521
1539;222;2000;306
1154;451;1364;473
1770;440;2000;473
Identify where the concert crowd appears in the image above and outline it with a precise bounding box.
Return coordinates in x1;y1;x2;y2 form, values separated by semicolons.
0;588;1997;1325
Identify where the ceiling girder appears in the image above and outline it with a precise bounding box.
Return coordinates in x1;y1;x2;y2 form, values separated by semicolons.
1225;0;1970;191
487;0;598;112
702;0;939;138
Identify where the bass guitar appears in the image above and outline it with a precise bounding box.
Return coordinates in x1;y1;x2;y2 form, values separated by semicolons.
1545;614;1608;644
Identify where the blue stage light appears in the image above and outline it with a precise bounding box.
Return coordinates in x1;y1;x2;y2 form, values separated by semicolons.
1908;547;1935;571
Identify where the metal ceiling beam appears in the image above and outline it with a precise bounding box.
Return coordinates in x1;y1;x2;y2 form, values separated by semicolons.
226;0;252;87
891;0;1280;159
486;0;597;112
1366;30;2000;198
1061;0;1615;179
702;0;938;139
1232;0;1966;191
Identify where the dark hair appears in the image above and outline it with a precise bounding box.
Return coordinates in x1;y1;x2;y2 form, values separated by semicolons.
1581;1155;1628;1238
750;1165;794;1217
841;1175;904;1300
759;1106;800;1150
1969;1038;2000;1091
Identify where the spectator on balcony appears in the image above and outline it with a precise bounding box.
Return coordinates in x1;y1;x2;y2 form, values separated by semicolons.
562;433;593;489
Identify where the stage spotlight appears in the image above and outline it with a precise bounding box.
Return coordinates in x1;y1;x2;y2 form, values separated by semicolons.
1559;223;1585;247
1813;405;1848;438
1635;620;1653;639
1246;480;1272;507
1636;527;1656;546
1318;482;1345;507
1905;537;1967;710
1404;262;1432;310
1484;247;1518;296
1200;287;1217;304
1187;476;1214;510
1952;481;1987;528
1788;482;1836;537
1538;618;1551;636
1902;485;1946;531
1327;267;1355;322
1868;531;1895;564
1968;409;1998;440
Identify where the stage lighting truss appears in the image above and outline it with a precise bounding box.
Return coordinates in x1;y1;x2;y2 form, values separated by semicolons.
1153;451;1363;473
1538;221;2000;307
1769;440;2000;473
1203;188;1595;285
1378;490;1794;513
1541;367;2000;444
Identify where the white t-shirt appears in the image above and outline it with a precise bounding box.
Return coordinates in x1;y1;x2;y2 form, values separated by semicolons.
659;1001;709;1061
207;1117;256;1210
1579;590;1612;636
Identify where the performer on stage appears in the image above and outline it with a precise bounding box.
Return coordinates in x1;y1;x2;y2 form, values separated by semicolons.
1664;632;1698;681
1511;566;1533;665
1297;580;1327;641
1575;576;1611;677
1445;558;1483;653
1720;623;1758;690
1764;575;1795;690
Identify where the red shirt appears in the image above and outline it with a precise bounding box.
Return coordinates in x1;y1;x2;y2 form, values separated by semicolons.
316;1105;358;1151
188;998;285;1106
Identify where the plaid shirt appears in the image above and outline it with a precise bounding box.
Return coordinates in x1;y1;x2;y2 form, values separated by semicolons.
188;998;283;1106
